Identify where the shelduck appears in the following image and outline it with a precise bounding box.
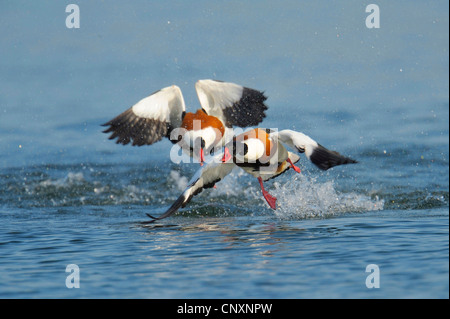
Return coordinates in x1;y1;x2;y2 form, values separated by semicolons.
102;79;268;165
146;128;357;222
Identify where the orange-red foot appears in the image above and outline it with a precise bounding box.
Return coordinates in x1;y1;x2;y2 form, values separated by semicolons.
221;147;232;163
258;177;277;209
262;190;277;209
287;158;301;174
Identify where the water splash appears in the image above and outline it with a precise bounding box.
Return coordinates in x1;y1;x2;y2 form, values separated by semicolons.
168;170;188;191
37;172;85;188
208;169;250;198
270;174;384;219
0;165;393;215
18;170;157;207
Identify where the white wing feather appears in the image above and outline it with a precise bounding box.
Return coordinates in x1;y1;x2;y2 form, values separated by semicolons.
132;85;186;127
271;129;357;171
195;79;268;127
195;79;243;120
103;85;186;146
270;130;318;160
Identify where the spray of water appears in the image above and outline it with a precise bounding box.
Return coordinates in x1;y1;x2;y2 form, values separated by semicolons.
270;174;384;219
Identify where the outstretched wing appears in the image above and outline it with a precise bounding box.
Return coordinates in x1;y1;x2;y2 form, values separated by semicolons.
270;129;357;170
147;152;235;222
102;85;186;146
195;79;268;128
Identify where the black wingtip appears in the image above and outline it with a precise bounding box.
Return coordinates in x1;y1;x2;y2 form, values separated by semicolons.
144;213;159;224
101;108;169;146
223;87;268;127
145;193;188;223
310;144;358;171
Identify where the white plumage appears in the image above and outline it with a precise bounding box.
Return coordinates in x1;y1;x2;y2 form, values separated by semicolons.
195;80;244;121
131;85;186;125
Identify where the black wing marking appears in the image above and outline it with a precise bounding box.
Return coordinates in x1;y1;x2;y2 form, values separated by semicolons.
196;79;268;128
102;109;171;146
102;85;185;147
222;87;268;127
309;144;358;170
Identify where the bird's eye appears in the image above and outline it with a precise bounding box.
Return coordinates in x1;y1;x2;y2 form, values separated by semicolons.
232;140;238;156
296;146;305;153
200;138;206;149
243;143;249;156
235;142;248;157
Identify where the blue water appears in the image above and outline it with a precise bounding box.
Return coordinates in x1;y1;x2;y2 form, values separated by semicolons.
0;1;448;298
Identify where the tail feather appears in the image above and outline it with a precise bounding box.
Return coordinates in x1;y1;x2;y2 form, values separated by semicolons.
309;144;357;170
